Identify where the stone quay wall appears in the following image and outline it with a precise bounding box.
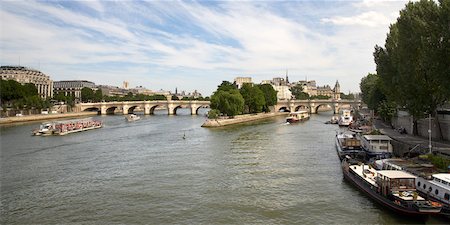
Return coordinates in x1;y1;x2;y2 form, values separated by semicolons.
202;112;288;127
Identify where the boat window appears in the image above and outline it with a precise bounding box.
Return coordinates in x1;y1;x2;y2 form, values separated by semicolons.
417;181;421;187
435;189;439;195
423;184;426;189
428;187;432;192
445;193;450;200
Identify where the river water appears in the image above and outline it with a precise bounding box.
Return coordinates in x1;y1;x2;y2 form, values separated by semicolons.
0;109;447;224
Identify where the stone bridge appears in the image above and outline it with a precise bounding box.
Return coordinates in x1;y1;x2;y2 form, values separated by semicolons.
275;99;362;114
76;100;210;115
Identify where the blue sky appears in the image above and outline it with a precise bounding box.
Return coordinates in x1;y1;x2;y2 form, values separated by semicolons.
1;0;410;96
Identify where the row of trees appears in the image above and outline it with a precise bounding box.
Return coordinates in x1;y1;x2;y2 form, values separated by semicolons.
361;0;449;135
0;79;51;110
209;81;277;117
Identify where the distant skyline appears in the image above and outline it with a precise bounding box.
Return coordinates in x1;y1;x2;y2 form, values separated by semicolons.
1;0;411;96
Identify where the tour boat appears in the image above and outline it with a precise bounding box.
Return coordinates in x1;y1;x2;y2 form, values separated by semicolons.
335;131;366;160
32;117;102;136
342;157;442;216
374;159;450;216
32;123;54;136
286;110;309;123
361;135;393;159
126;114;141;122
339;109;353;126
330;115;339;124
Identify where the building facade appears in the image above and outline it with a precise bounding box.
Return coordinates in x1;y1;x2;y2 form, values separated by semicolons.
0;66;53;99
53;80;95;99
234;77;252;89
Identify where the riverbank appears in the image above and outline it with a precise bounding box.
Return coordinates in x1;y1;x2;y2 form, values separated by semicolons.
201;112;288;127
0;111;98;125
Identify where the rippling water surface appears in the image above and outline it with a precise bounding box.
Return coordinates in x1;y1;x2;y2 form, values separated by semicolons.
1;110;447;224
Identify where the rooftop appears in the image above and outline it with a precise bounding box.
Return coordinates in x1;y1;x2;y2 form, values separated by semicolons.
363;135;393;141
377;170;417;179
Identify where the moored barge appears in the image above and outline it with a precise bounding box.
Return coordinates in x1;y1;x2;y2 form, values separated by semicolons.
342;158;442;216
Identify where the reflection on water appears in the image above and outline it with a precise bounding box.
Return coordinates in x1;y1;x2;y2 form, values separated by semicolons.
0;109;446;224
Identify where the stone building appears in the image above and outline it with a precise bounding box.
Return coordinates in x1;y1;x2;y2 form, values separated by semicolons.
234;77;252;89
0;66;53;99
53;80;95;99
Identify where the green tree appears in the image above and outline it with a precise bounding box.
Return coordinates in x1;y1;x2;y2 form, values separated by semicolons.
239;83;265;114
257;84;277;112
94;89;103;102
217;81;237;92
359;73;387;110
374;0;449;134
22;83;38;97
290;84;309;100
81;87;94;102
210;89;244;116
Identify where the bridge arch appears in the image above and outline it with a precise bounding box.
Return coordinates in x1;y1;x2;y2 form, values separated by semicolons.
127;105;139;114
294;105;309;112
277;106;291;112
314;104;333;114
193;105;210;115
106;106;118;115
83;107;101;114
150;105;163;115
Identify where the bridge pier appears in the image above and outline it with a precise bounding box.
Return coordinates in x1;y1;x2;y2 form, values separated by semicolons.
144;104;151;115
122;104;129;115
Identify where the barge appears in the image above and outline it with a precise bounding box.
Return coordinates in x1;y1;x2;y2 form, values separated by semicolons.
342;158;442;216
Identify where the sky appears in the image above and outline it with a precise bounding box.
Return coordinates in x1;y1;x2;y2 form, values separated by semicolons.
1;0;412;96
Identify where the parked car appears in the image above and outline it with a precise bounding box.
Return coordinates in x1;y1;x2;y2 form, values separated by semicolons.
15;113;23;117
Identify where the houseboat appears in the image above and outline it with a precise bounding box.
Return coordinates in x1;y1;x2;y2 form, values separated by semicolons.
33;117;102;136
126;114;141;122
342;157;442;216
335;131;366;160
361;135;393;159
339;109;353;126
374;159;450;216
286;111;309;123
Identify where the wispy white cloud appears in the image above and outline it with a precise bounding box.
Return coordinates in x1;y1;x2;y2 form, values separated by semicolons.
0;0;411;95
321;11;391;27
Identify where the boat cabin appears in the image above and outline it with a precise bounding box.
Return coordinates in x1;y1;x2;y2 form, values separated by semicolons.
286;110;309;123
376;170;418;197
361;135;393;156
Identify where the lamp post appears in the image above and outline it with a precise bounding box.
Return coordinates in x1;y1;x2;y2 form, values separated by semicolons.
428;114;432;154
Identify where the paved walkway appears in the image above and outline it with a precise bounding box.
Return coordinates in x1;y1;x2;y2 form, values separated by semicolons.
374;119;450;156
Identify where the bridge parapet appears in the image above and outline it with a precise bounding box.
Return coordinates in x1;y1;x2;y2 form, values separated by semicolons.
77;100;210;115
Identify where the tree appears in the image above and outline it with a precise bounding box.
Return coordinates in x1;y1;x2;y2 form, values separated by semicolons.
374;0;449;134
359;73;386;110
210;89;244;116
239;83;264;113
94;89;103;102
257;84;278;112
81;87;94;102
217;81;237;92
290;84;309;100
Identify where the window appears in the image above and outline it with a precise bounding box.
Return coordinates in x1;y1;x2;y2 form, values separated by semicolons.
435;189;439;195
444;193;450;200
429;187;432;192
418;181;421;187
423;184;426;189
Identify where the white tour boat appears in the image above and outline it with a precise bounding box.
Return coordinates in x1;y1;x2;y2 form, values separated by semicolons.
126;114;141;122
32;117;102;136
286;110;309;123
338;109;353;126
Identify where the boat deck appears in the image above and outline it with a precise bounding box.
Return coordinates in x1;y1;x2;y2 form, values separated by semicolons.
349;164;378;187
